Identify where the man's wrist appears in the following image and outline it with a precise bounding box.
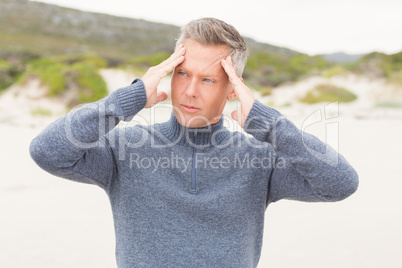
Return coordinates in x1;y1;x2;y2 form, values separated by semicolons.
112;78;147;121
243;100;283;141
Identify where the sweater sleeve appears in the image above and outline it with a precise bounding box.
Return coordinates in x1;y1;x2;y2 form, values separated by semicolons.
29;78;147;190
244;100;359;204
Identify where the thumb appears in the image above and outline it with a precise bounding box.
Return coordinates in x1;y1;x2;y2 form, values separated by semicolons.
231;110;239;123
157;92;168;103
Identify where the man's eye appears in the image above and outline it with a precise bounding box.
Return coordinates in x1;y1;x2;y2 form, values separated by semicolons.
203;78;213;83
178;71;186;76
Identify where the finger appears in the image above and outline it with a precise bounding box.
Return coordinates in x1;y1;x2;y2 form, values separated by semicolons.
146;92;168;108
221;56;242;86
170;53;185;69
161;55;184;76
173;44;184;54
158;47;185;75
222;60;243;92
166;45;186;64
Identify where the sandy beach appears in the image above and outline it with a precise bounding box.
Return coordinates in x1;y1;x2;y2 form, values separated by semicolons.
1;72;402;267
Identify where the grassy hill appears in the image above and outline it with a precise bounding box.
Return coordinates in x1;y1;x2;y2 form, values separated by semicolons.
0;0;179;62
0;0;298;62
1;0;328;96
349;51;402;83
8;0;400;107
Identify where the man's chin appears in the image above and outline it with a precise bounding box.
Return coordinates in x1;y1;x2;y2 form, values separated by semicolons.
174;113;212;128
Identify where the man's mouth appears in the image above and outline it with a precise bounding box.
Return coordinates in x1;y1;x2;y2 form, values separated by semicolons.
181;104;200;111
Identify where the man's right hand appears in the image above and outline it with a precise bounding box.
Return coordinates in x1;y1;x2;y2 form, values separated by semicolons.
141;45;186;108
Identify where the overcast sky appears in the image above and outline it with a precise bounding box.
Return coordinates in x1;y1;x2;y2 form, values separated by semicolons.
33;0;402;55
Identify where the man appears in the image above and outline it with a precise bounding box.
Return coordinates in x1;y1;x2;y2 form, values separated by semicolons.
30;18;358;267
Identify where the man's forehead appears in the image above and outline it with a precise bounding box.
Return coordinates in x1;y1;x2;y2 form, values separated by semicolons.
180;40;230;77
185;42;230;59
178;59;224;79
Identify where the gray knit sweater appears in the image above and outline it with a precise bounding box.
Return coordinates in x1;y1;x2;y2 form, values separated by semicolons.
30;78;358;267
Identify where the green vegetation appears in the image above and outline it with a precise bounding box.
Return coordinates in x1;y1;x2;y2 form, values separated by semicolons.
266;100;275;107
0;0;336;97
1;0;401;106
322;65;348;78
244;53;330;90
20;54;108;106
375;101;402;109
349;51;402;84
126;52;171;69
300;84;357;104
388;70;402;85
31;108;52;116
0;0;299;66
258;86;273;97
23;58;65;96
0;59;25;91
69;62;108;103
122;52;172;76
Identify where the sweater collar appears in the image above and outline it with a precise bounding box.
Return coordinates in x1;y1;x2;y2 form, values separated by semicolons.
159;112;230;146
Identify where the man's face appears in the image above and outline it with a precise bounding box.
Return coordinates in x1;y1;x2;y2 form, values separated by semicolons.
171;39;234;128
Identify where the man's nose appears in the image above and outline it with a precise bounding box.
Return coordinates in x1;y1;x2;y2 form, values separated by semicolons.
184;78;199;98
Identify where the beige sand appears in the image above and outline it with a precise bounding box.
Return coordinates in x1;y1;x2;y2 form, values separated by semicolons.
1;70;402;267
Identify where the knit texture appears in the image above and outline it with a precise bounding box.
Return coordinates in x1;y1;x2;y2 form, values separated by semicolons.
30;79;358;268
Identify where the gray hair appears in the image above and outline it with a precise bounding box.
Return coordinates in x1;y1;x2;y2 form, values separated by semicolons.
176;17;248;77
